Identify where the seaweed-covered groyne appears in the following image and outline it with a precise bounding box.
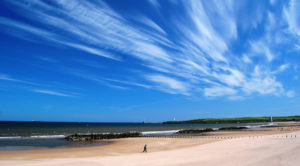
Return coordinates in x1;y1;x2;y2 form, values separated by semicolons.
178;128;214;134
218;126;248;130
178;126;248;134
65;132;142;141
65;126;250;142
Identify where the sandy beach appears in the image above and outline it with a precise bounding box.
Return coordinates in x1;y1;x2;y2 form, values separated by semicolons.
1;123;300;166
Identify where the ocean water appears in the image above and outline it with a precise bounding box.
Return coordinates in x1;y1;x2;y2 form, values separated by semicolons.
0;121;267;150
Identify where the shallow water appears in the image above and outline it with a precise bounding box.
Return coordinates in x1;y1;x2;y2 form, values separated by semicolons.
0;121;268;150
0;138;112;150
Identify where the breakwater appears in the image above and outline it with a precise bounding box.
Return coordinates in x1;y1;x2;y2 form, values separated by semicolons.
65;126;250;141
65;132;142;141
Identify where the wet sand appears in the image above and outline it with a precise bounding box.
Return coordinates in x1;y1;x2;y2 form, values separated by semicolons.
1;122;300;166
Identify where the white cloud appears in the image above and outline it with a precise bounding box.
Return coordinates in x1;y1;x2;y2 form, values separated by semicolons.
250;41;274;62
148;0;160;8
243;76;284;95
242;54;252;63
284;0;300;36
286;90;296;97
146;75;189;95
0;74;19;82
0;0;296;99
272;64;290;74
0;74;37;85
32;89;71;97
270;0;277;5
216;68;245;87
0;16;58;43
140;16;166;35
279;64;290;72
64;42;120;60
0;73;80;97
102;78;151;89
204;86;237;97
241;66;285;96
63;68;150;90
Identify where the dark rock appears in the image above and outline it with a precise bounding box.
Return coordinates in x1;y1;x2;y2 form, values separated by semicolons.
178;128;214;134
65;132;142;142
218;126;248;130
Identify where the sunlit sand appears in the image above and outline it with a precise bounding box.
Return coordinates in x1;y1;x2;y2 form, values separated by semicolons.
1;122;300;166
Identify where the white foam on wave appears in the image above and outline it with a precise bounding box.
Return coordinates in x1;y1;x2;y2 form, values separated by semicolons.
0;136;22;140
245;123;277;129
30;135;65;139
142;130;179;136
0;135;65;140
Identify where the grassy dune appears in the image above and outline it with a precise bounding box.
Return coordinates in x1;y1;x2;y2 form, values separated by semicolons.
163;116;300;124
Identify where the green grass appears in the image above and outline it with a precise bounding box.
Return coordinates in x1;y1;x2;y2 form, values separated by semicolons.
163;116;300;124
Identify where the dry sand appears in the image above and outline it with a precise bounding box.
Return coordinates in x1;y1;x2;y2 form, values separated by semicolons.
1;123;300;166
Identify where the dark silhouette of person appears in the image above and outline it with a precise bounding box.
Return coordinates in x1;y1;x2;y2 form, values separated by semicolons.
143;144;147;152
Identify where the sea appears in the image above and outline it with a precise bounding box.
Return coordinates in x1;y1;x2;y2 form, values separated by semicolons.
0;121;270;150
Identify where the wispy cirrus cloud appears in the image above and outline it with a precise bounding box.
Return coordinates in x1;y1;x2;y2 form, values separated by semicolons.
284;0;300;36
62;67;150;90
0;74;38;85
0;0;298;99
286;90;296;98
0;73;79;97
204;86;237;97
145;74;189;95
250;41;274;62
32;89;72;97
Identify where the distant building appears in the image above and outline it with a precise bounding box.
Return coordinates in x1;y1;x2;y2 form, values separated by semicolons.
270;116;273;122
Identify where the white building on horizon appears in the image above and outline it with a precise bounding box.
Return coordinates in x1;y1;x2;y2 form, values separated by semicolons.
270;116;273;122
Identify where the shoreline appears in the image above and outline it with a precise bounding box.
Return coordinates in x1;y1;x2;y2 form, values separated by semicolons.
2;133;300;165
1;122;299;160
0;122;279;151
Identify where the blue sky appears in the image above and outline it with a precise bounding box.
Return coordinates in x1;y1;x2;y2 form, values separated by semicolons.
0;0;300;122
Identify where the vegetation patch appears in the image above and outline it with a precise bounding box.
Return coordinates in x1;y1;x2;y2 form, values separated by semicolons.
163;116;300;124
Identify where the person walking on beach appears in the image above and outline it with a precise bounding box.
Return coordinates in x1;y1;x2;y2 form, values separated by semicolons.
143;144;147;152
